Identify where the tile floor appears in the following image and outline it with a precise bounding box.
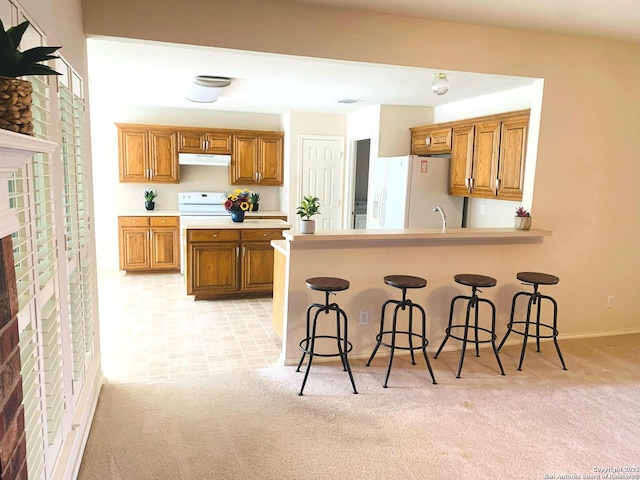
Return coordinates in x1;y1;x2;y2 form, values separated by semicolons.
97;271;282;382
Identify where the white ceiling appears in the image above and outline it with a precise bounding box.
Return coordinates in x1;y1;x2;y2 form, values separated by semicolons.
86;0;636;116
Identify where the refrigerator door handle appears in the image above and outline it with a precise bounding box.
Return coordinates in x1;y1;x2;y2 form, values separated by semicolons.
379;188;386;227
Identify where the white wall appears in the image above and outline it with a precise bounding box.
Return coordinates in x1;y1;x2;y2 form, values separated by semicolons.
378;105;434;157
434;83;544;227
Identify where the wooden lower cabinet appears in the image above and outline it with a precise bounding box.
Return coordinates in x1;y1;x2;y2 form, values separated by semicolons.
186;228;286;299
118;216;180;271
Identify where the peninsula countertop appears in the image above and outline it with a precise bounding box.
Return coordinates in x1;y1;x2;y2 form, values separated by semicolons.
281;227;551;245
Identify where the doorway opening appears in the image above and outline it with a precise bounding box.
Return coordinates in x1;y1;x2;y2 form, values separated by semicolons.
352;139;371;229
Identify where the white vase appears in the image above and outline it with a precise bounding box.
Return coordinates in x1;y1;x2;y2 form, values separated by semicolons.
514;216;531;230
300;219;316;234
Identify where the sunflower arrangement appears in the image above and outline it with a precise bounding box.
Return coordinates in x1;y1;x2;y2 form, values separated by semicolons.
223;189;251;211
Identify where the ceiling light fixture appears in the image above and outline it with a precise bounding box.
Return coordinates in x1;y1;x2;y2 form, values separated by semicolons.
431;73;449;96
186;75;232;103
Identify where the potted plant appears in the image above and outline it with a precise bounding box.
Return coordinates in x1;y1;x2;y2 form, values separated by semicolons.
0;20;62;135
249;192;260;211
223;189;251;222
514;206;531;230
143;189;158;211
296;195;320;234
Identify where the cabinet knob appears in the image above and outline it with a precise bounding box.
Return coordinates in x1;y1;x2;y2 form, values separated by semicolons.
212;233;218;238
425;135;431;146
133;220;137;223
262;233;267;236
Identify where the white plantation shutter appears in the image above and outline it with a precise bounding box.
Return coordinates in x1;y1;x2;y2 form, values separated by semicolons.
2;2;102;478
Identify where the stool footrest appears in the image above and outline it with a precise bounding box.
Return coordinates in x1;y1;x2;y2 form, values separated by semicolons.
504;321;559;339
299;335;353;357
375;331;429;351
445;325;496;344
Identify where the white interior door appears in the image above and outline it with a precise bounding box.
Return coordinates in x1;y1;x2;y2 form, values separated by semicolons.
300;136;345;231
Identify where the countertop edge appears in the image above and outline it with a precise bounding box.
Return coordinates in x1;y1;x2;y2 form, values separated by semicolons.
283;228;552;243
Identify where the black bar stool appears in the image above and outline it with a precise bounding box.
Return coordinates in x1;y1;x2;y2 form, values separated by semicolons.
434;274;505;378
296;277;358;396
366;275;437;387
498;272;567;371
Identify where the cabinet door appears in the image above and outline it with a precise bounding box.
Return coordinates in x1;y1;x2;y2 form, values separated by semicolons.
119;128;149;182
119;226;150;270
258;135;284;185
231;135;259;184
204;133;232;154
177;131;205;152
470;121;501;198
449;125;475;196
242;242;276;292
411;127;452;155
150;226;179;270
149;130;179;183
496;117;528;201
188;243;240;295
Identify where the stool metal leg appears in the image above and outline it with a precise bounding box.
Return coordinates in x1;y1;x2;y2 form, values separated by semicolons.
544;294;567;370
366;299;393;366
435;295;465;358
338;306;358;393
480;298;505;376
498;292;527;351
455;298;473;378
298;307;322;395
517;295;535;371
415;302;437;384
382;303;402;388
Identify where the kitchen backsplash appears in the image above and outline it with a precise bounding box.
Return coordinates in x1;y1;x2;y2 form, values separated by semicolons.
118;165;282;211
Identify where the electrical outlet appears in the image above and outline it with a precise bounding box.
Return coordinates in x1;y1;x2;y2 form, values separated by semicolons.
359;310;369;326
606;295;614;308
480;204;486;215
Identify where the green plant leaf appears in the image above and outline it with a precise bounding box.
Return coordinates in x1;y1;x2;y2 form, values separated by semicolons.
6;21;29;49
15;64;61;76
21;46;61;63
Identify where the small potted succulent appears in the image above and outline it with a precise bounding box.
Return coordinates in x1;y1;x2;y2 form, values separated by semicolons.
249;192;260;211
514;206;531;230
296;195;320;234
143;189;158;211
0;20;62;135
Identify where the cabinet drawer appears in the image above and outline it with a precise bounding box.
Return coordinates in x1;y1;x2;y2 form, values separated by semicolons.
241;229;285;242
150;216;179;227
188;229;240;242
119;216;150;227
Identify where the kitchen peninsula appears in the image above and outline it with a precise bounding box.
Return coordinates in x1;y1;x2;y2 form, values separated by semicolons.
272;227;551;365
182;217;290;300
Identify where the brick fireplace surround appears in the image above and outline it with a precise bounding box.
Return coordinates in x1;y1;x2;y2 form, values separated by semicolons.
0;234;27;479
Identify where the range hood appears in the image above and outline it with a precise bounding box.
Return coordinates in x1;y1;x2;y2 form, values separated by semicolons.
178;153;231;166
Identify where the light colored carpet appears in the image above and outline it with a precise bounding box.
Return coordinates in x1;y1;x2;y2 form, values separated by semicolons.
78;334;640;480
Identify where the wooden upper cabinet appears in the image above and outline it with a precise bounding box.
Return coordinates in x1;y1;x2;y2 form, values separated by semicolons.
411;126;452;155
445;109;530;201
449;125;475;196
118;125;179;183
119;128;148;182
496;116;528;201
258;135;284;185
471;121;501;198
231;133;284;185
231;135;260;184
177;130;232;154
149;130;179;182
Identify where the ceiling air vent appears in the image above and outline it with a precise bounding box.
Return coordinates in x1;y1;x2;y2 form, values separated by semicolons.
337;99;362;104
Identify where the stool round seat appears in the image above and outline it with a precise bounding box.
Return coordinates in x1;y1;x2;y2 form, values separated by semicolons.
454;274;497;288
305;277;350;292
516;272;559;286
384;275;427;289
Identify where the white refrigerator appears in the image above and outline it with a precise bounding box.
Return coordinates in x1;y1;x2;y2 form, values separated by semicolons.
365;155;464;229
